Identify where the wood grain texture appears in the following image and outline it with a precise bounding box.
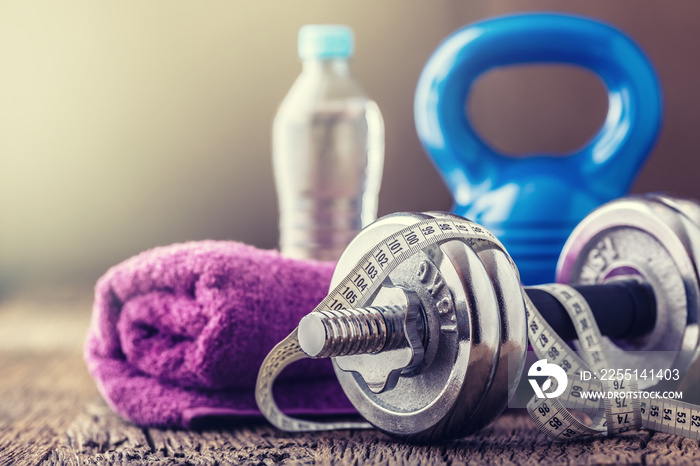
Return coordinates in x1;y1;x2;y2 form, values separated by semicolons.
36;400;700;466
2;290;700;465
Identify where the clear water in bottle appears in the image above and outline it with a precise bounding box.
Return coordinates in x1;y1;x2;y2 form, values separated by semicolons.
273;25;384;261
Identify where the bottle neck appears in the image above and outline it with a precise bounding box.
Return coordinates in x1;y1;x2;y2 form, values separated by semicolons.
301;58;351;76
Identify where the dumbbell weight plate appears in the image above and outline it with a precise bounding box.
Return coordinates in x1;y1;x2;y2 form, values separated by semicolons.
602;194;700;391
330;213;502;441
648;193;700;227
557;195;700;389
424;211;527;436
646;194;700;401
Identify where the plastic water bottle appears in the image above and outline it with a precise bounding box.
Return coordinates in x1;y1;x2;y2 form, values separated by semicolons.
273;25;384;261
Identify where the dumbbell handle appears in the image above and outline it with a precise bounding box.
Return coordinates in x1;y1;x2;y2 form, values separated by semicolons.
299;279;657;361
527;280;656;341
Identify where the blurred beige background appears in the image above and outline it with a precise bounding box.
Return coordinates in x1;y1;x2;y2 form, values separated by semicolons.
1;0;699;291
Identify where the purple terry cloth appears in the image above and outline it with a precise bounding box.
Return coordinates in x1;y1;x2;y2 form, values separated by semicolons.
84;240;357;428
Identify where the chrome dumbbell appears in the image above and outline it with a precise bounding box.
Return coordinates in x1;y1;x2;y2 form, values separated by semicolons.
258;194;700;442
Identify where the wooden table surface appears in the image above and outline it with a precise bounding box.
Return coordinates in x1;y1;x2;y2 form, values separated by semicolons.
2;289;700;465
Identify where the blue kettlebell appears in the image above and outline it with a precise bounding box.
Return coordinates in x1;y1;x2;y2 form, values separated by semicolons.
414;13;662;285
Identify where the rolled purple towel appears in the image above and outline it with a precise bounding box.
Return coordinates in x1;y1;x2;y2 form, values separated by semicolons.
85;240;356;428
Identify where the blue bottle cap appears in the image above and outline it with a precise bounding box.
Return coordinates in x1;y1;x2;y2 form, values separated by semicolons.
298;25;354;60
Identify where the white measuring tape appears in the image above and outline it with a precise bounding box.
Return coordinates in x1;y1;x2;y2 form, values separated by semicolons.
255;217;700;441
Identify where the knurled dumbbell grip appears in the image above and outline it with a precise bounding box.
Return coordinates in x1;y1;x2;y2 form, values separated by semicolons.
526;280;656;341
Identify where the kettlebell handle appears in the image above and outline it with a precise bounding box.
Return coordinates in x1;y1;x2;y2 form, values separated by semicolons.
414;13;663;202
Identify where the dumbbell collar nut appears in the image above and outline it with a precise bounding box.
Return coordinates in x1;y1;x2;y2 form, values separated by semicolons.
298;286;425;393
